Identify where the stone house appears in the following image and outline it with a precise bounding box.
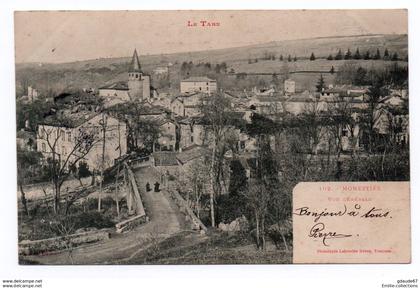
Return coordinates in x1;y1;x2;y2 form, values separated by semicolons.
180;77;217;94
37;111;127;172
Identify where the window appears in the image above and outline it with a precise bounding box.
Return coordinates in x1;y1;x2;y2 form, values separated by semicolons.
41;143;46;152
191;136;194;143
136;74;139;79
62;146;66;155
67;132;72;142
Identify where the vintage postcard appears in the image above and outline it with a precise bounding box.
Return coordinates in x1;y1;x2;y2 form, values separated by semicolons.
14;10;409;264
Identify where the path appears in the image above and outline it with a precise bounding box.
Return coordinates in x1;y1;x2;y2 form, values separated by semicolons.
21;167;186;265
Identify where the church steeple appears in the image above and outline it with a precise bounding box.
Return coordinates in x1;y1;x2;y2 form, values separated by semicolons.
129;49;142;73
128;48;150;101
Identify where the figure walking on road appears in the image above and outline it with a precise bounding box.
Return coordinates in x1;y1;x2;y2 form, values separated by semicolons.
154;182;160;192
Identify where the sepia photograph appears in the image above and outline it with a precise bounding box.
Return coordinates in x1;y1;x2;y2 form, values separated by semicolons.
14;10;409;265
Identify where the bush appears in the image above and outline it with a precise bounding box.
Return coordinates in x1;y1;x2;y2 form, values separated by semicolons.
19;211;115;241
216;193;246;224
68;211;114;230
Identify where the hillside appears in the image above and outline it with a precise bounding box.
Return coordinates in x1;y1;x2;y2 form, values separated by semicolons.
15;34;408;96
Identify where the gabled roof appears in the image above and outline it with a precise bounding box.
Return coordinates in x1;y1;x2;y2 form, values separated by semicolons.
156;118;175;126
129;49;142;73
99;81;129;91
40;110;100;128
181;76;216;83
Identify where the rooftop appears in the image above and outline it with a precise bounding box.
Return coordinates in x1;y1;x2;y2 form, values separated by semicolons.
181;76;216;83
153;151;179;166
128;49;142;73
99;81;129;91
40;110;99;128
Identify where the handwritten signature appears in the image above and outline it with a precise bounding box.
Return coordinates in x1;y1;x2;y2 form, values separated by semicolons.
308;222;352;246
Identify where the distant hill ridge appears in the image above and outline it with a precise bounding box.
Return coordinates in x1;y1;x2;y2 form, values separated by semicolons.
15;33;408;97
17;33;407;67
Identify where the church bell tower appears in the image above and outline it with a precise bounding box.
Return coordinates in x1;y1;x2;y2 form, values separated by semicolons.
128;49;150;101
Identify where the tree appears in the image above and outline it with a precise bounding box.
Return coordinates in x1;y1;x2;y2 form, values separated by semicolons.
335;49;343;60
200;93;233;227
280;61;290;83
242;115;280;250
316;74;326;92
310;52;316;61
108;103;161;154
279;54;284;61
330;66;335;74
180;61;191;76
182;156;211;219
287;55;292;62
217;159;248;223
242;180;270;250
77;161;91;185
326;95;356;161
354;67;368;86
373;48;381;60
335;62;358;85
364;50;371;60
220;62;227;73
271;73;280;87
344;48;352;60
353;48;361;60
293;56;297;62
327;54;333;60
389;62;408;89
391;52;399;61
384;48;390;60
97;113;111;212
362;75;389;152
17;149;42;216
38;121;99;214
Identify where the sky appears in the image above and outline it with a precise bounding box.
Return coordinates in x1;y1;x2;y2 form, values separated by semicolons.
14;10;407;63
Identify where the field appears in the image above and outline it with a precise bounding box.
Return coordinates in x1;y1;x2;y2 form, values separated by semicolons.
15;34;408;96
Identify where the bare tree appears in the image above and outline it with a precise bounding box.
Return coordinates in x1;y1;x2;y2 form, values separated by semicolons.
200;93;232;227
38;121;99;214
241;180;270;250
183;157;211;219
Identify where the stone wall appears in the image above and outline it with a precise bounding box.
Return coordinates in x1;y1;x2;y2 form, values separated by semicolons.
167;188;207;233
19;229;110;256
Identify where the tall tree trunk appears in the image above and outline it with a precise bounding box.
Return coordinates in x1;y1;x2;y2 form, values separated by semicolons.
210;141;216;227
54;181;61;214
98;114;107;212
114;165;120;217
19;183;29;217
261;216;266;251
281;233;289;252
255;210;260;249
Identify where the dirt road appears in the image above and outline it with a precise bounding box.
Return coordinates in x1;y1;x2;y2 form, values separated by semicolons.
21;167;186;265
